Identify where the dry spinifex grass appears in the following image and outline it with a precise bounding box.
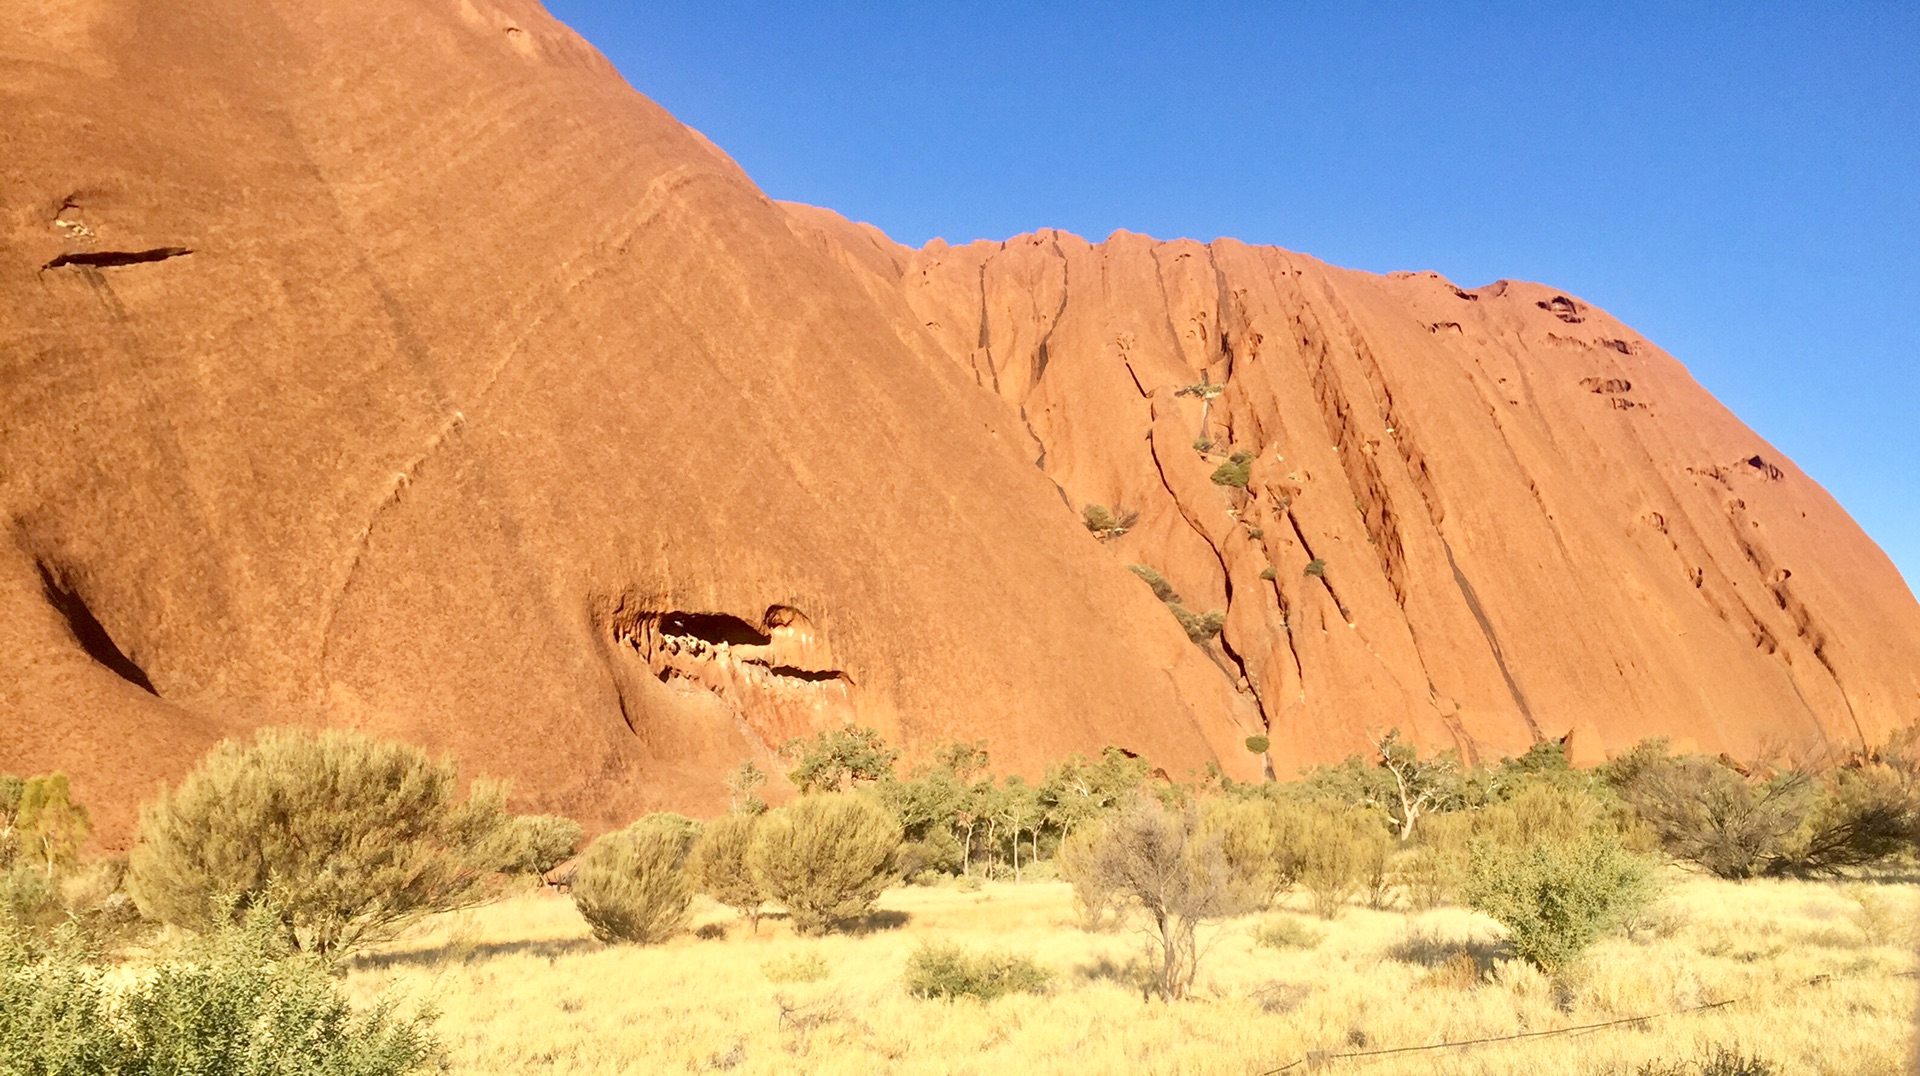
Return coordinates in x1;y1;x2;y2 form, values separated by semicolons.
341;872;1917;1076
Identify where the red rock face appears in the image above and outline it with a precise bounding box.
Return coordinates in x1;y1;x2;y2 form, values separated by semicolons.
1;1;1914;844
783;214;1920;773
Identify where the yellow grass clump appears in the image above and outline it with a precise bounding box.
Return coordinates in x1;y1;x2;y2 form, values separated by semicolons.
340;872;1917;1075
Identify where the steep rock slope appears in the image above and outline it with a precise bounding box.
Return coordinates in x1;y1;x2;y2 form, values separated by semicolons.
783;212;1920;769
0;0;1260;843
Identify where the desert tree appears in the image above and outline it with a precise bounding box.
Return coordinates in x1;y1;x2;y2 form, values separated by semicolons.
782;726;899;794
0;776;25;870
1041;747;1150;837
15;774;90;877
1060;798;1257;999
1367;728;1460;841
724;759;769;815
128;728;509;956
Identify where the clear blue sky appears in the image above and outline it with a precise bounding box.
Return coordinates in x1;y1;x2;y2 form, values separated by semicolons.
546;2;1918;588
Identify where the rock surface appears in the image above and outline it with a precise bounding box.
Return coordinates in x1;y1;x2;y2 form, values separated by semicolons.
2;0;1914;844
782;213;1920;774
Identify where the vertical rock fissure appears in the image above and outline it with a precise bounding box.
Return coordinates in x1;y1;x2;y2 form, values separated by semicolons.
1440;537;1541;740
1283;508;1351;623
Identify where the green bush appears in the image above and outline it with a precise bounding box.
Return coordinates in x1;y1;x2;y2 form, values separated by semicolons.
687;812;766;930
12;773;90;876
760;951;829;983
749;792;900;934
572;818;693;945
782;727;900;794
500;814;583;879
902;943;1051;1000
129;728;509;956
1254;915;1325;950
0;906;439;1075
1209;457;1251;488
1303;558;1326;577
1296;803;1391;918
1245;735;1271;755
1170;605;1227;644
1464;830;1655;973
1127;564;1181;604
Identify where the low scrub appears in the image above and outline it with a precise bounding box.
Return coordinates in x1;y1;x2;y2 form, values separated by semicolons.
1608;743;1919;879
572;815;695;945
749;792;900;934
902;943;1051;1001
760;951;830;983
1253;915;1324;951
0;906;439;1075
129;728;510;957
688;812;767;931
1464;830;1655;973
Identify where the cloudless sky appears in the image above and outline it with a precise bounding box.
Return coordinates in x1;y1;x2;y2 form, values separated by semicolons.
547;2;1918;588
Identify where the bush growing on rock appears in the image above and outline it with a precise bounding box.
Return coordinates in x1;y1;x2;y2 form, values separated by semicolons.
573;817;693;945
749;792;900;934
128;728;509;956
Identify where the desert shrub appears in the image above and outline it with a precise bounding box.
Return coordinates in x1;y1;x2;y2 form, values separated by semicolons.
1127;564;1181;603
687;812;766;931
1254;915;1324;950
1201;798;1287;908
1777;763;1919;874
1259;566;1277;581
572;820;692;945
782;727;899;794
1303;558;1326;577
0;906;439;1075
129;728;509;956
1210;455;1252;488
1245;735;1270;755
1630;1045;1779;1076
1057;824;1124;930
1296;803;1391;918
1170;604;1227;644
1464;829;1655;973
902;943;1051;1001
0;869;65;946
13;773;90;876
1082;504;1136;538
500;814;583;879
1059;799;1256;999
0;776;21;870
761;951;830;983
1607;745;1914;878
749;792;900;934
